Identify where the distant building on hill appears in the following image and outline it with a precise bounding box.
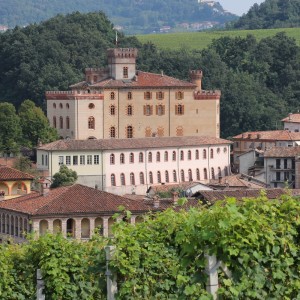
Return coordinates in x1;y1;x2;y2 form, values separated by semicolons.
282;113;300;133
46;48;221;140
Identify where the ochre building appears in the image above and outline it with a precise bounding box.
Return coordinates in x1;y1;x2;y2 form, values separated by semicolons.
46;48;221;140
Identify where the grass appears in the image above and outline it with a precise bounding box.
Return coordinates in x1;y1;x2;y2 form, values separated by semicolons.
136;28;300;50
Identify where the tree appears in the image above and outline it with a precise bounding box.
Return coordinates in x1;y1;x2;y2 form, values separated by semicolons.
0;102;21;154
51;165;78;188
18;99;58;148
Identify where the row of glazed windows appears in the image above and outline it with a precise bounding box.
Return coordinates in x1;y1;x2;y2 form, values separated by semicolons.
110;167;229;186
58;155;100;166
0;214;30;238
109;104;167;116
53;116;95;130
110;148;228;165
53;103;70;109
109;91;184;100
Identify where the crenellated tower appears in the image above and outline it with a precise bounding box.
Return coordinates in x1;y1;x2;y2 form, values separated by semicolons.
189;70;203;91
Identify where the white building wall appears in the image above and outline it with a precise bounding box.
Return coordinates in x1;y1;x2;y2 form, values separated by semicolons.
283;122;300;132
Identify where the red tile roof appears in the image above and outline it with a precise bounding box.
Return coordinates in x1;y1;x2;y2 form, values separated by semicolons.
233;130;300;141
0;166;35;181
281;113;300;123
38;136;231;151
70;71;196;89
0;184;152;216
209;175;266;189
264;146;300;158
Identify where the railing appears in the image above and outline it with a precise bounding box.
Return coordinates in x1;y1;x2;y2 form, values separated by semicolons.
194;90;221;100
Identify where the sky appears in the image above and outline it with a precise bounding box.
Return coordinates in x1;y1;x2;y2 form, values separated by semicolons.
218;0;265;16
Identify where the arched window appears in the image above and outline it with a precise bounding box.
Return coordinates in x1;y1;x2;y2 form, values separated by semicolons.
177;91;183;100
128;92;132;100
204;168;208;180
120;153;125;164
126;126;133;138
210;149;214;159
53;103;56;109
164;151;168;162
165;171;169;183
217;148;221;154
196;169;200;180
110;126;116;138
120;173;125;185
172;151;176;161
110;92;115;100
196;150;199;160
110;105;116;115
211;168;215;179
111;174;116;186
66;103;70;109
157;91;163;100
59;103;63;109
176;104;184;115
130;153;134;163
156;152;161;162
157;171;161;183
149;172;153;184
148;152;152;163
218;167;222;177
130;173;135;185
93;75;97;83
173;170;177;182
110;154;115;165
88;117;95;129
139;152;144;163
140;172;145;184
181;170;185;182
203;149;207;159
123;67;128;78
157;105;164;116
59;116;63;129
145;91;151;100
176;126;183;136
127;105;133;116
188;150;192;160
188;169;193;181
66;117;70;129
180;151;184;161
225;166;229;176
145;127;152;137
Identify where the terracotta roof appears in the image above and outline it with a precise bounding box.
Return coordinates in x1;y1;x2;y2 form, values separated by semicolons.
70;71;196;89
38;136;231;151
264;146;300;158
232;130;300;141
148;182;207;194
209;175;266;189
0;184;151;216
281;113;300;123
0;166;35;181
198;189;300;204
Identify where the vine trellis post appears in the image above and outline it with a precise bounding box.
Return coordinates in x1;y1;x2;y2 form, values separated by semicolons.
105;245;118;300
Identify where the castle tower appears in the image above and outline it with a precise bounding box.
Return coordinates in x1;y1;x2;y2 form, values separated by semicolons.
189;70;203;91
107;48;138;80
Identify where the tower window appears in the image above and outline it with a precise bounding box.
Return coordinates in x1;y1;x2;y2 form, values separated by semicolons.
88;117;95;129
110;92;115;100
110;126;116;138
127;105;133;116
59;116;63;129
128;92;132;100
110;105;116;115
126;126;133;138
123;67;128;78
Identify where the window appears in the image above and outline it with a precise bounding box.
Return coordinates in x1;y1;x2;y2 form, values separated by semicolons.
188;150;192;160
157;127;164;137
66;156;71;165
157;91;164;100
53;116;57;128
164;151;168;162
42;155;44;165
128;92;132;100
110;126;116;138
173;170;177;182
224;147;228;153
284;159;288;169
66;117;70;129
140;172;145;185
196;150;199;160
139;152;144;163
110;105;116;115
157;171;161;183
211;168;215;180
53;103;56;109
149;172;153;184
58;156;64;165
111;174;116;186
94;155;99;165
176;91;184;100
175;104;184;115
188;169;193;181
144;92;152;100
127;105;133;116
172;151;176;161
156;152;161;162
148;152;152;163
130;173;135;185
93;75;97;83
276;172;281;181
204;168;208;180
110;154;115;165
59;103;63;109
225;166;229;176
120;173;125;186
73;156;78;165
176;126;183;136
203;149;207;159
181;170;185;182
45;155;48;166
130;153;134;163
165;171;169;183
156;105;165;116
120;153;125;164
210;149;214;159
196;169;200;180
123;67;128;78
59;116;63;129
218;167;222;177
110;92;115;100
144;105;153;116
180;151;184;161
217;148;220;154
80;155;85;165
145;127;152;137
87;155;92;165
126;126;133;138
88;117;95;129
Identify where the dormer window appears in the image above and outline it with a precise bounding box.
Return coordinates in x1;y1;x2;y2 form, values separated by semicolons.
123;67;128;78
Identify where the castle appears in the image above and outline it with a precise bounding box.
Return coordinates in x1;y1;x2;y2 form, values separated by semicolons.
46;48;221;140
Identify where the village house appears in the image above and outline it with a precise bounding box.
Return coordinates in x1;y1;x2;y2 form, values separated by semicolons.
282;113;300;132
46;48;221;140
37;136;231;195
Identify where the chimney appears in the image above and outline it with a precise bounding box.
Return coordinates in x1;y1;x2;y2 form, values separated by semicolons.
40;179;50;196
161;70;164;77
153;195;160;208
0;190;5;201
172;191;179;205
